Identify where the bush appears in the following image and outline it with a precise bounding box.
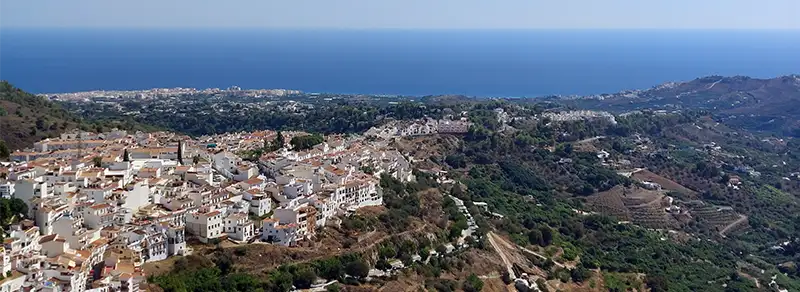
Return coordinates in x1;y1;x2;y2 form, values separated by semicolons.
326;283;341;292
376;258;391;270
570;266;592;283
536;278;549;292
233;247;247;256
555;267;571;283
463;273;484;292
345;260;369;279
501;270;512;284
293;267;317;289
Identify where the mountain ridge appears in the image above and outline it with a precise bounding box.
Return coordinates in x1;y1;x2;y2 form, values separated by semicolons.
554;74;800;136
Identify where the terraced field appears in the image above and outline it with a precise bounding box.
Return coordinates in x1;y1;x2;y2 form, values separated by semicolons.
587;186;678;229
690;204;749;235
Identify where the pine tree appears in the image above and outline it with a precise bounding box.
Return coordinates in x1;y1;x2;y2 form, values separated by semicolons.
276;131;285;148
177;141;184;165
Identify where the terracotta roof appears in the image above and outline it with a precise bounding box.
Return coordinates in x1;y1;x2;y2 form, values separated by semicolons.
76;250;91;259
276;223;297;230
244;177;264;185
39;234;66;244
90;238;109;248
90;203;112;210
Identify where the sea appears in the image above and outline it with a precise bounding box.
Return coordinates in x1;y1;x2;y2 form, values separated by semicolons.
1;29;799;97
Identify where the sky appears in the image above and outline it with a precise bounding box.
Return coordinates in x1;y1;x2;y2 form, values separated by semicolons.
1;0;799;30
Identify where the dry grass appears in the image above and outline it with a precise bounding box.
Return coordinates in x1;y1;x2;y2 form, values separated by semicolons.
143;256;181;278
632;169;698;197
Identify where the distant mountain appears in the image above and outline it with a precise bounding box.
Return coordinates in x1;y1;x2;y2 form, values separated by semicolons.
0;81;99;152
556;75;800;136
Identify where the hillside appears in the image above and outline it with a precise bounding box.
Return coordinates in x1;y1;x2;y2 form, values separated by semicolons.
0;81;157;154
0;81;98;152
557;75;800;136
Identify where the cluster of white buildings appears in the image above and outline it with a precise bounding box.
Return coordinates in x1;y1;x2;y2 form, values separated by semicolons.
42;87;302;102
0;128;416;291
364;118;472;139
541;110;617;124
253;133;415;245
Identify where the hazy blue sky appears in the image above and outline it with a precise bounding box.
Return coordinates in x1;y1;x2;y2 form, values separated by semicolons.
2;0;799;29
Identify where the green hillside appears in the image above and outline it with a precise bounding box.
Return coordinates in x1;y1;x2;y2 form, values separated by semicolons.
0;81;93;153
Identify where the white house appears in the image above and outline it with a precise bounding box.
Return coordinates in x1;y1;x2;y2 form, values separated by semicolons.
247;193;273;217
185;210;224;243
332;180;382;209
223;213;255;241
82;203;116;230
165;226;187;256
120;180;151;212
273;204;317;239
233;164;259;182
261;218;298;246
0;182;13;198
282;179;312;199
39;234;71;258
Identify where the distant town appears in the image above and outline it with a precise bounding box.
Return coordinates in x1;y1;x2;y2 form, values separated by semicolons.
40;86;302;102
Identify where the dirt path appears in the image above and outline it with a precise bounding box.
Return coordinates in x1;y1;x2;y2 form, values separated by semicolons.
576;136;606;144
517;246;566;268
738;271;760;288
487;232;517;279
720;214;748;236
490;232;567;269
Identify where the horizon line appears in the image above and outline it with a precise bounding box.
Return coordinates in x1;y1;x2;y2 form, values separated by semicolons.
3;26;800;31
17;73;799;98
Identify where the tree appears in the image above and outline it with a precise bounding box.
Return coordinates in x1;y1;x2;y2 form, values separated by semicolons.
463;273;484;292
436;244;448;254
276;131;285;147
122;148;130;162
445;154;467;168
91;156;103;167
222;273;262;292
536;279;549;292
0;200;12;225
528;229;543;246
570;266;592;283
376;258;391;270
0;140;9;160
345;260;369;279
268;269;294;292
645;275;669;292
290;134;324;151
9;198;27;218
540;226;554;246
500;270;512;284
378;245;397;259
177;140;184;165
293;267;317;289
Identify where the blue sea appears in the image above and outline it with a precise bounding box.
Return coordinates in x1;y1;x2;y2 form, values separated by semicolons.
1;29;799;97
